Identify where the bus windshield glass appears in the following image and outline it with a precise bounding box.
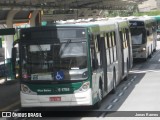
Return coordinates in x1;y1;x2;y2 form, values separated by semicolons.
130;28;146;45
21;41;88;81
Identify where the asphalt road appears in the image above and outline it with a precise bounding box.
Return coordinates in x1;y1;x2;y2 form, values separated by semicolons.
0;80;20;111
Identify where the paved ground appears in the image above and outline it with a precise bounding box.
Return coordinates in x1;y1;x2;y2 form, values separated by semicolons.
0;79;20;111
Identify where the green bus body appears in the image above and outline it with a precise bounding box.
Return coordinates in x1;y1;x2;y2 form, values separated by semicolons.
12;20;131;108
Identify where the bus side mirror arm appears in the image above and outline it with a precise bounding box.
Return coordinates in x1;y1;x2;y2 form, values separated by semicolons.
11;48;17;79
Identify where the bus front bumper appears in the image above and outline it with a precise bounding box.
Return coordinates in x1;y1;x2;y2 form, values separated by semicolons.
133;51;147;59
21;89;93;107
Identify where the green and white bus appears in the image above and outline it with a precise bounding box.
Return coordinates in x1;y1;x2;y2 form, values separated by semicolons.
12;20;131;109
129;16;157;59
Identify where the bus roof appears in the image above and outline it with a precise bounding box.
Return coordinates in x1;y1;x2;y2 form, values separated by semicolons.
45;20;117;34
21;19;117;35
108;18;129;28
151;16;160;21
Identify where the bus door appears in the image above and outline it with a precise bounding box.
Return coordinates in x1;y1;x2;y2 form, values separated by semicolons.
98;35;108;92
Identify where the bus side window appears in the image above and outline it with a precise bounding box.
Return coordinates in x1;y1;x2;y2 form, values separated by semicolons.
111;32;115;46
109;32;114;63
105;34;108;49
97;35;101;52
121;28;127;49
111;32;115;62
125;28;129;47
113;32;116;45
111;32;117;62
94;35;99;52
91;49;98;70
119;30;123;43
106;33;111;64
90;35;98;70
105;34;109;65
122;28;126;48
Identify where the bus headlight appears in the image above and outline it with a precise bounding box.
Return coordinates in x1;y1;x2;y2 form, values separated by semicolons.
74;82;90;93
21;84;37;95
82;82;90;90
142;48;146;51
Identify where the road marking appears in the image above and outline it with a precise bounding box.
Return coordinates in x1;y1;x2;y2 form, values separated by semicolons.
112;98;118;103
133;76;137;79
99;112;107;118
131;78;134;82
118;92;123;97
152;50;160;58
0;100;20;111
101;75;137;116
128;76;136;82
123;86;128;90
106;105;113;110
127;82;131;86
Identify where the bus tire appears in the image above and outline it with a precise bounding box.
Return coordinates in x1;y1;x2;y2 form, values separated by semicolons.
124;60;129;81
148;54;152;58
149;48;152;58
93;81;103;109
111;70;116;94
153;47;156;52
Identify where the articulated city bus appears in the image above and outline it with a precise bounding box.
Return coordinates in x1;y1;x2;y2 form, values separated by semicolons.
12;20;131;109
129;16;157;59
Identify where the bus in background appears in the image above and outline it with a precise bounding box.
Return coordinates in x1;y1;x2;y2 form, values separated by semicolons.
12;20;131;109
151;16;160;41
151;16;160;30
129;16;157;60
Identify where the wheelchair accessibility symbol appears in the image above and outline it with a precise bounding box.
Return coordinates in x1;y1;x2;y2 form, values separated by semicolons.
55;71;64;80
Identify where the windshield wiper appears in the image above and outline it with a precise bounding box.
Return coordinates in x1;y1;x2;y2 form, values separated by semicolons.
59;39;71;56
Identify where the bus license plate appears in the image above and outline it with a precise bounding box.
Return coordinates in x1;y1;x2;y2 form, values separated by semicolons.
49;97;61;101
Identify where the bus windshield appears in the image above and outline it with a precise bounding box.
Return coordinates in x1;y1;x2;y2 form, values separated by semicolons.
21;41;88;81
130;28;146;45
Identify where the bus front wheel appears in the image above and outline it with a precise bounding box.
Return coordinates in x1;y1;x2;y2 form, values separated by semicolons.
93;86;103;109
111;71;116;94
